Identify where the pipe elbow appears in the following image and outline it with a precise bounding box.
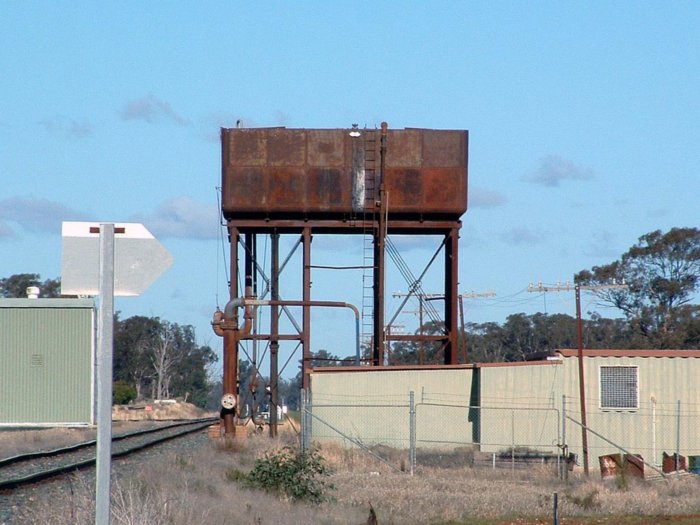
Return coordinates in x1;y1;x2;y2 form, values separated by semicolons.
240;306;254;336
223;297;245;319
211;309;225;337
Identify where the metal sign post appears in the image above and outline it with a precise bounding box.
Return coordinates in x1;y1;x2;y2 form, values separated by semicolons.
61;221;172;525
95;224;115;525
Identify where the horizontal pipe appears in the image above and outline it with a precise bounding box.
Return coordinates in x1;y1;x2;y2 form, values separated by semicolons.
219;298;361;365
241;298;359;321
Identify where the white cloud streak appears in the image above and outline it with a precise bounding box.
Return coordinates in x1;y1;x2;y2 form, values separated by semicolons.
38;116;94;138
138;197;219;240
0;197;89;237
499;226;545;245
120;94;190;126
469;187;507;208
524;155;594;187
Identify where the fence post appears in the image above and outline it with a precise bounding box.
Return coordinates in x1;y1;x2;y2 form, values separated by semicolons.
300;388;309;452
511;409;515;472
562;395;568;481
409;391;416;476
676;400;681;471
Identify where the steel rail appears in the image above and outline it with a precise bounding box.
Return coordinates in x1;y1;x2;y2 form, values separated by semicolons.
0;418;216;490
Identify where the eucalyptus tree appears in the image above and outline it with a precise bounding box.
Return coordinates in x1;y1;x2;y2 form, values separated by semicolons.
576;227;700;348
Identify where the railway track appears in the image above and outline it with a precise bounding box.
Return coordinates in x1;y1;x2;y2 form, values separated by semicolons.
0;418;217;490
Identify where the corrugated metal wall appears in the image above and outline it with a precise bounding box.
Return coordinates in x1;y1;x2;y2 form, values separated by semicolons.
0;299;95;426
309;355;700;469
560;355;700;467
310;368;475;448
478;363;562;454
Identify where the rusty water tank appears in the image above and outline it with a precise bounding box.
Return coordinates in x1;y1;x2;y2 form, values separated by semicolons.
221;126;468;221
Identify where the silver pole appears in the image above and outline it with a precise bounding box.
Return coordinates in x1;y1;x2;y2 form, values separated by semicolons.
562;395;568;481
409;391;416;475
95;224;115;525
676;400;681;471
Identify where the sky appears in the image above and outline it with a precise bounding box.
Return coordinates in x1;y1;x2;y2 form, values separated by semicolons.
1;3;699;374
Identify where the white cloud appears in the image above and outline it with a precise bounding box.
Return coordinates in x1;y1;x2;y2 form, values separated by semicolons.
0;221;16;239
120;94;190;126
38;116;94;138
524;155;594;187
138;197;219;240
469;187;507;208
0;197;89;236
499;226;545;245
583;229;620;258
646;208;669;218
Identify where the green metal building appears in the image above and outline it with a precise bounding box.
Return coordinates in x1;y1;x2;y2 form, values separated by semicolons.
0;298;95;426
309;349;700;471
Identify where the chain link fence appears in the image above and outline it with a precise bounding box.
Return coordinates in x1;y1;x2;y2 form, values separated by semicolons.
563;396;700;476
301;390;562;475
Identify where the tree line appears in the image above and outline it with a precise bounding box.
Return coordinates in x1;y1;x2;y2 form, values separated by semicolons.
3;226;698;406
331;227;700;364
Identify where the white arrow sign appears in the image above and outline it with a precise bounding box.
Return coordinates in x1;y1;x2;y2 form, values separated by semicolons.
61;221;173;297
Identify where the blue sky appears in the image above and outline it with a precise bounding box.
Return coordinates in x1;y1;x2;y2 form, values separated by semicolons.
2;3;698;370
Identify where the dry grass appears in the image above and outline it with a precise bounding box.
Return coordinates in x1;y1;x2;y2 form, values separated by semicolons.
13;426;700;524
0;421;170;458
0;427;96;456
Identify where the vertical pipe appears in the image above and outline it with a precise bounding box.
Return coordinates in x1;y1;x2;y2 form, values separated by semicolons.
302;229;312;389
95;223;115;525
553;492;559;525
445;228;459;364
223;226;239;436
251;234;258;420
575;285;589;476
243;233;254;423
269;232;279;438
355;315;361;365
246;232;259;416
373;122;388;366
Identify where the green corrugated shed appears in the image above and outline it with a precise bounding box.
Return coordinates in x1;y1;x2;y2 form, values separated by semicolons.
310;366;476;448
0;298;95;426
309;350;700;470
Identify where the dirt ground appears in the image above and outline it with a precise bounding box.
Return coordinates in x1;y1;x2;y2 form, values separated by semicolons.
111;400;215;422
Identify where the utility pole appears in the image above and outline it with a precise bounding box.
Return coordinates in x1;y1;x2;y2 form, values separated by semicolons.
528;280;627;476
392;290;496;364
460;291;496;364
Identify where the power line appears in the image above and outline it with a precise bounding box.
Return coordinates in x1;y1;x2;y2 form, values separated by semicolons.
527;278;628;476
527;281;628;293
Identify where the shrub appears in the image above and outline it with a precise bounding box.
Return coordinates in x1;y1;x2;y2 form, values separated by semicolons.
113;380;137;405
237;446;334;503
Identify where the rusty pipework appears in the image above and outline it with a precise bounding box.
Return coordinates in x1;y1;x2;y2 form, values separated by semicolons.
212;287;256;437
216;297;361;364
211;292;256;335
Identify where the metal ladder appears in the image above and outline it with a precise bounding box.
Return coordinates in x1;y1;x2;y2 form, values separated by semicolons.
360;128;378;352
